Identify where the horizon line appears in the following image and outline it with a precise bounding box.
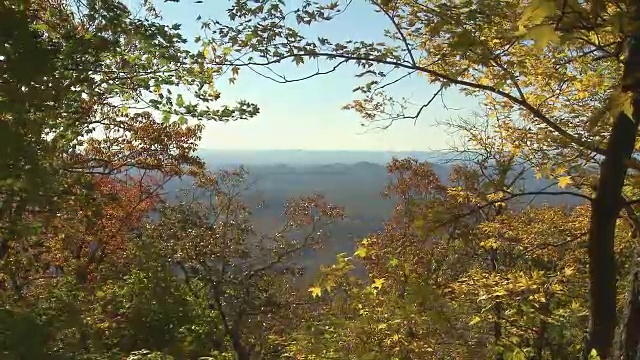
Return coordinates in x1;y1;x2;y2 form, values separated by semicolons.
197;148;450;152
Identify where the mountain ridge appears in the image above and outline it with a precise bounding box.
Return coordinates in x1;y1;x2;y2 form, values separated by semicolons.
196;149;455;166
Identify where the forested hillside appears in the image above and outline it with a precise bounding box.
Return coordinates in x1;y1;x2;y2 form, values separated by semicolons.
2;1;640;360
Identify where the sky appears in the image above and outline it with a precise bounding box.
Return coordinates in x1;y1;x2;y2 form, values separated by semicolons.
145;0;480;151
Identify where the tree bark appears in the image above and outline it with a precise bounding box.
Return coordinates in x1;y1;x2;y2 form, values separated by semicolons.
585;6;640;357
585;86;638;359
619;268;640;360
614;202;640;359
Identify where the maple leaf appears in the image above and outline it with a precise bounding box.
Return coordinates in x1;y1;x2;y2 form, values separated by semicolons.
557;176;573;188
354;245;368;258
308;286;322;298
371;278;385;290
469;316;482;326
518;0;557;26
526;24;561;50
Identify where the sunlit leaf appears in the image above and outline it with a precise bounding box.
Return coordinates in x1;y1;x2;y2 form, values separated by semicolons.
557;176;572;189
308;286;322;298
526;24;560;49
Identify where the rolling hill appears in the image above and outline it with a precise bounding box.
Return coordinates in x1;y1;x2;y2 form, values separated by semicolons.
160;150;586;274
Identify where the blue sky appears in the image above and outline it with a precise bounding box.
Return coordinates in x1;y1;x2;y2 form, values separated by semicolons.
148;0;479;151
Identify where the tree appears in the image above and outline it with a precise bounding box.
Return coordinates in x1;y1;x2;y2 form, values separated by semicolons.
150;168;345;359
289;152;636;359
203;0;640;356
0;0;258;295
1;0;261;357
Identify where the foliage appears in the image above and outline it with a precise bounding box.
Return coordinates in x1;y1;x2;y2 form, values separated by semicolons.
4;0;640;359
277;157;634;359
201;0;640;357
1;0;256;358
146;168;344;359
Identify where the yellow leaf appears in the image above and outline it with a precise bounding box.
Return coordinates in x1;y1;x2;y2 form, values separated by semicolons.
371;278;386;290
519;0;557;26
553;166;567;176
487;191;505;202
492;289;507;297
535;171;543;180
535;165;550;179
609;90;634;119
480;238;499;250
527;24;560;49
557;176;573;188
564;266;576;276
354;246;368;258
308;286;322;298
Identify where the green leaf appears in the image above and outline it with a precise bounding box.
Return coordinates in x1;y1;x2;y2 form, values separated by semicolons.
162;112;171;123
32;23;49;32
176;94;185;107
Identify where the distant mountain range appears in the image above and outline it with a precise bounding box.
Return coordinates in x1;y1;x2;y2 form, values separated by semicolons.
194;149;584;207
196;149;457;166
157;150;588;273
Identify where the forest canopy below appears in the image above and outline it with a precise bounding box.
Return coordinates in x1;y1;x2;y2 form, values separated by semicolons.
2;0;640;359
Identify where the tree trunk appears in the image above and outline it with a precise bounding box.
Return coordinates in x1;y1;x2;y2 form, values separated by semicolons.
615;202;640;359
619;268;640;360
231;325;250;360
533;293;549;360
585;8;640;357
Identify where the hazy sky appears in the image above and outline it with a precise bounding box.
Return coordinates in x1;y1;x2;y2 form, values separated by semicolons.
151;0;480;151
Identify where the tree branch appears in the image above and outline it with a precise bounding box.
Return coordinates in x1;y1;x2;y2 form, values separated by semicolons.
215;52;628;169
